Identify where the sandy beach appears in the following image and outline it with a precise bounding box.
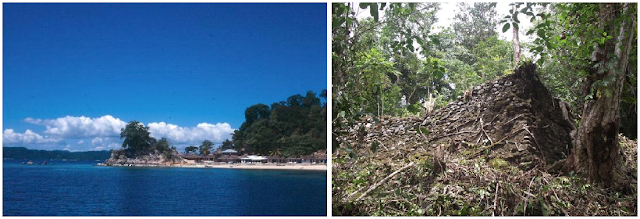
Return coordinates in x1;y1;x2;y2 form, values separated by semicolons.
195;164;326;171
101;163;327;171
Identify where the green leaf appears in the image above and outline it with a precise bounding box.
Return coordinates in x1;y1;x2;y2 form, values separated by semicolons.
371;141;379;153
513;22;519;30
537;29;546;38
530;16;536;22
526;29;535;35
336;4;345;16
359;3;368;9
513;12;520;23
417;127;430;136
502;23;511;33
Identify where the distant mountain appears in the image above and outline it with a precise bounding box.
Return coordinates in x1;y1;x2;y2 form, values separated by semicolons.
3;147;111;161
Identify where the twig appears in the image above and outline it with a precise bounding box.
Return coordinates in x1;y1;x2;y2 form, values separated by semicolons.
538;170;560;201
524;176;536;215
492;181;500;216
503;114;525;126
429;131;475;142
346;186;367;200
375;139;389;151
524;126;545;161
480;117;493;145
470;128;526;157
355;162;416;202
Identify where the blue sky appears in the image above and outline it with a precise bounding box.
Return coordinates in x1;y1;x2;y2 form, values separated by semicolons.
3;3;327;151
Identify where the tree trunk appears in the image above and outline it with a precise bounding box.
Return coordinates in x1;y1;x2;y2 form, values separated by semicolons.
512;4;521;67
567;3;635;188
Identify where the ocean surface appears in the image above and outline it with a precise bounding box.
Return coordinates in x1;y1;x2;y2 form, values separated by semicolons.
3;160;327;216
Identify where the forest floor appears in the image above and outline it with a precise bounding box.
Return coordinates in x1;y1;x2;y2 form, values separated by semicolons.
332;67;637;216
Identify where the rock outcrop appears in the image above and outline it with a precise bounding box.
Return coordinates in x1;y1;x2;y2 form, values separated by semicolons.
103;149;183;166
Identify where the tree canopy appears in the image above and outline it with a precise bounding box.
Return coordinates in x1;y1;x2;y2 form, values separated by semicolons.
232;90;327;157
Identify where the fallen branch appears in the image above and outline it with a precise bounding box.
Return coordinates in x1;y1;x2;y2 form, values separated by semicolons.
523;175;536;215
470;128;526;157
492;181;500;216
524;125;545;161
503;114;525;126
429;131;475;142
355;162;416;202
480;117;494;145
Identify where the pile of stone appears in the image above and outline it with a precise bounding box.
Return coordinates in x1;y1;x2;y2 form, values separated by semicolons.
336;64;574;168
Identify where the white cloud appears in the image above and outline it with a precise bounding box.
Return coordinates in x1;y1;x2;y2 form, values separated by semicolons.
8;115;234;151
147;122;234;145
25;115;126;138
90;137;121;150
3;129;62;144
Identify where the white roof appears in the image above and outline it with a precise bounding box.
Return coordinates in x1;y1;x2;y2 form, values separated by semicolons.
222;149;237;153
241;155;267;160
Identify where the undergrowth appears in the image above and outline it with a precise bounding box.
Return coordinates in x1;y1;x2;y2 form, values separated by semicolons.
332;134;637;216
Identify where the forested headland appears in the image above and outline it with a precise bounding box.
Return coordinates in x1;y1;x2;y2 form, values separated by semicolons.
230;90;327;157
332;3;636;216
3;147;111;161
106;90;327;165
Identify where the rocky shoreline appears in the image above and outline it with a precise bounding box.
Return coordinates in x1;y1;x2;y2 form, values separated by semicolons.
97;162;327;171
100;149;327;171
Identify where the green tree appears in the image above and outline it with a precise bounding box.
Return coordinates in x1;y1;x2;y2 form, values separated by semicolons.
244;104;270;125
527;3;637;187
472;36;513;80
120;121;154;157
232;91;326;156
220;139;234;150
184;146;198;154
199;140;213;156
155;137;171;153
452;2;499;61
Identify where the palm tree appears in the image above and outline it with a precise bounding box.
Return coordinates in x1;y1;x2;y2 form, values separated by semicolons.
199;140;213;156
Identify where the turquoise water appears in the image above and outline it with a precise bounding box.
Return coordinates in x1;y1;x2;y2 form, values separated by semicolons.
3;160;327;216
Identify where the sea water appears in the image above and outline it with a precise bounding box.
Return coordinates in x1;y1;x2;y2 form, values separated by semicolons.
3;160;326;216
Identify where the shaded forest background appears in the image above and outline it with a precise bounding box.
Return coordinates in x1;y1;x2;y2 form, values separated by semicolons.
332;2;636;140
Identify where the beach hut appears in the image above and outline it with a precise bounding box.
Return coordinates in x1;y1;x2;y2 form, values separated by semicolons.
267;156;286;164
202;154;216;161
303;154;327;164
180;154;203;163
286;157;302;164
222;149;238;155
216;155;241;163
241;155;268;164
